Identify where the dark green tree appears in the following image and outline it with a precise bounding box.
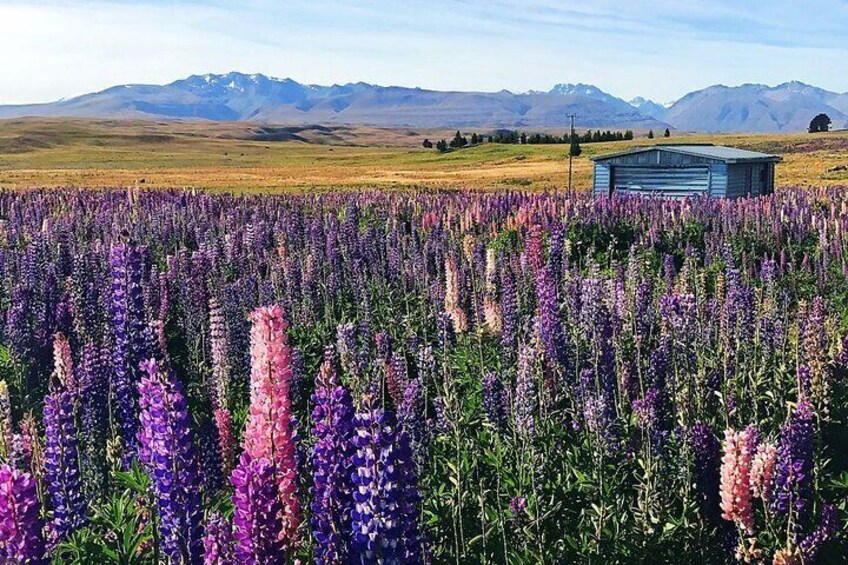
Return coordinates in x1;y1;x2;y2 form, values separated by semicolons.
423;139;433;149
520;132;527;144
570;135;582;157
664;128;671;138
648;129;655;139
809;113;832;133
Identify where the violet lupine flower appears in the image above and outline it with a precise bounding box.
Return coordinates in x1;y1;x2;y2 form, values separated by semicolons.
536;265;567;371
198;419;224;494
350;395;424;564
0;464;45;564
513;344;537;437
243;305;300;550
43;347;86;544
310;351;355;565
500;269;518;357
110;243;153;464
799;502;841;561
689;423;722;523
481;372;507;432
230;453;286;565
77;343;109;494
436;311;455;351
771;400;815;520
631;387;667;454
386;352;409;410
203;511;235;565
398;377;427;471
136;358;203;564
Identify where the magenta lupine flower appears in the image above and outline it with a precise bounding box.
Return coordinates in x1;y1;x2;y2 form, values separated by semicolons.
214;408;235;478
137;358;203;564
243;305;300;550
203;511;235;565
310;351;355;564
230;453;286;565
0;463;45;564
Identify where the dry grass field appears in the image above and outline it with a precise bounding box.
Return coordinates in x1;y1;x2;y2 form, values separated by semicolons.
0;118;846;192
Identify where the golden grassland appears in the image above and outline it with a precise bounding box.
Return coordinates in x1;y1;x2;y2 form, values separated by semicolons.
0;118;846;192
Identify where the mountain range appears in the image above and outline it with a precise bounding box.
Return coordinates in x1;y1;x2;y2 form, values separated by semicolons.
0;72;846;133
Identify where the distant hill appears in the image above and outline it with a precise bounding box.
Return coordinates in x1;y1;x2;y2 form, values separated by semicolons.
0;73;665;130
628;97;669;121
0;73;846;133
664;82;848;133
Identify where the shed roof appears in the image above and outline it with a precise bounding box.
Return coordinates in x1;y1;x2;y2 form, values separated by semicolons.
592;144;782;164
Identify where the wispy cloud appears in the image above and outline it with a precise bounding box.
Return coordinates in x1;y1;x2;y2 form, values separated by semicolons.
0;0;846;104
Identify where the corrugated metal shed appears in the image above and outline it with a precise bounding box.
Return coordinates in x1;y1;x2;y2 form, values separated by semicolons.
591;144;781;199
593;144;782;164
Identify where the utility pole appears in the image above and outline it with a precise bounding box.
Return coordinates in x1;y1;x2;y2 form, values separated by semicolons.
566;113;577;192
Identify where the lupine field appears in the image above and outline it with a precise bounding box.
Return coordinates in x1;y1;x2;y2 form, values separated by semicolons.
2;187;848;564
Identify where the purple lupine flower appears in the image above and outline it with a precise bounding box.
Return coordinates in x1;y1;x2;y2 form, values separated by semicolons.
197;419;224;495
0;464;45;564
43;373;86;543
771;399;815;520
136;358;203;564
512;344;537;437
77;343;109;494
631;387;668;454
350;396;424;564
799;502;841;561
310;351;355;565
689;423;722;523
203;511;235;565
436;311;455;351
110;243;153;464
536;266;567;371
500;268;518;357
482;372;507;432
230;452;286;565
398;377;427;470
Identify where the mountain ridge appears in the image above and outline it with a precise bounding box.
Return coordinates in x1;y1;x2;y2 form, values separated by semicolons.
0;73;845;133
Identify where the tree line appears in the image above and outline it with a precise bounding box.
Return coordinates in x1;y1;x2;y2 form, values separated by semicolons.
423;128;670;153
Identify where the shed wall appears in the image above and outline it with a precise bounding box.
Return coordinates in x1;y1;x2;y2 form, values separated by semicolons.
593;163;611;197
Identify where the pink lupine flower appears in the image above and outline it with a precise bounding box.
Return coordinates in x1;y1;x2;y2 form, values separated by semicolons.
52;333;75;393
719;428;755;534
0;382;12;462
483;297;503;335
750;441;777;502
214;408;235;478
243;305;301;550
444;258;467;333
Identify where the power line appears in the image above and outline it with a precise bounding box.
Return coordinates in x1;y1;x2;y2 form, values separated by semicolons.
566;113;577;192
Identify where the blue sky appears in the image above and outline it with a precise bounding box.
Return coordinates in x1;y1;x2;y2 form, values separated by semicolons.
1;0;846;104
